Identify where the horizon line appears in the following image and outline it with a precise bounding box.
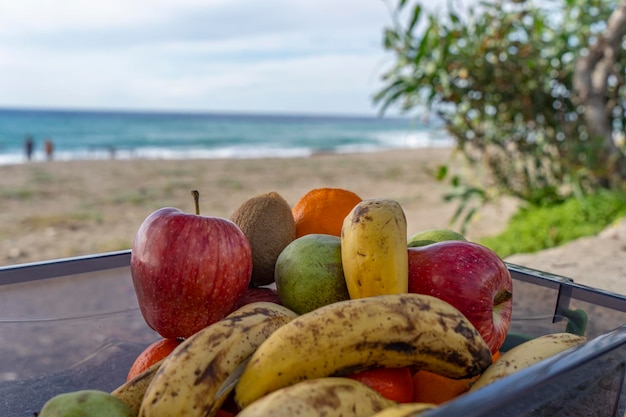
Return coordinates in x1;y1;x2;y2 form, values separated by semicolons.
0;105;415;121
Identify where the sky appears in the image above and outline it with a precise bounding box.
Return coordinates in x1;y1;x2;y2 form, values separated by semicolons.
0;0;413;116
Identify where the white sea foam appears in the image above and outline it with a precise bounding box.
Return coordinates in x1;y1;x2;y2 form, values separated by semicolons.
0;136;455;166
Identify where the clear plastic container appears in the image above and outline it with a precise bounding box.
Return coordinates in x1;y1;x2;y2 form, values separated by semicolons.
0;252;160;416
1;251;624;416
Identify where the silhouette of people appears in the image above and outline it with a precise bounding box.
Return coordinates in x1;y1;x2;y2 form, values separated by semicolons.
24;135;34;161
44;139;54;161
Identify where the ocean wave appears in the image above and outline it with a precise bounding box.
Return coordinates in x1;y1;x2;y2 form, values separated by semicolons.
0;137;455;166
0;111;454;166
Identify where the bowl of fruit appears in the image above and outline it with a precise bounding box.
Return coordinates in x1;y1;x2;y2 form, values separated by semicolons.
2;188;625;417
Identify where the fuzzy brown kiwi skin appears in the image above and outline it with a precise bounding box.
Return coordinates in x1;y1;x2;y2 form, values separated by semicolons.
230;191;296;286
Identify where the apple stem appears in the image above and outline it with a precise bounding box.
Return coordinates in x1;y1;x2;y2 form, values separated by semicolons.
191;190;200;215
494;289;513;305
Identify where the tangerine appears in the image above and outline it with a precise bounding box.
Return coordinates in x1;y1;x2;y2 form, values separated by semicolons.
412;370;476;404
126;337;182;381
346;367;414;403
412;352;501;404
292;187;362;238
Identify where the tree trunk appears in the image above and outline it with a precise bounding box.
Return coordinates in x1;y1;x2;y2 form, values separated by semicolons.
573;0;626;184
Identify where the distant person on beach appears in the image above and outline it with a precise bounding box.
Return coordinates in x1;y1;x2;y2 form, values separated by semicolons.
44;139;54;161
24;135;34;161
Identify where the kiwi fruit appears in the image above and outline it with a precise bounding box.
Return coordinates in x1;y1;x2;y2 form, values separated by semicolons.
230;191;296;286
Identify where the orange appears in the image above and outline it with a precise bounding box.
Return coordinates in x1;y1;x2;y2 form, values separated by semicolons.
346;367;414;403
412;352;501;404
126;337;182;381
412;370;476;404
292;187;362;238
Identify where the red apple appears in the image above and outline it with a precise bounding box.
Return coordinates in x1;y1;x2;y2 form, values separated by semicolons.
131;194;252;339
407;241;512;354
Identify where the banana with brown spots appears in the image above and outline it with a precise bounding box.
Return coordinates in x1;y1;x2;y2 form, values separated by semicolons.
470;332;587;392
234;293;492;409
341;198;409;298
111;358;164;414
237;377;397;417
138;302;298;417
369;402;438;417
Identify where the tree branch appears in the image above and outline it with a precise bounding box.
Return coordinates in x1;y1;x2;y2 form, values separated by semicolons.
573;0;626;180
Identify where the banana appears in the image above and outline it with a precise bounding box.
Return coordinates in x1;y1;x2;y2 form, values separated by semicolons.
139;301;298;417
369;403;438;417
111;358;164;414
237;377;396;417
341;198;408;298
234;293;492;408
470;332;587;391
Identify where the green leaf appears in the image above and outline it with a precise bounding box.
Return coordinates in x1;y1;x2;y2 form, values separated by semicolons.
448;9;460;25
460;206;478;235
375;84;410;115
435;164;448;180
383;29;399;49
407;4;422;33
415;25;433;65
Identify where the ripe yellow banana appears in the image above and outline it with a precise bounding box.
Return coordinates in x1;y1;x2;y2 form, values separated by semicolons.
341;198;408;298
237;377;396;417
470;332;587;391
139;301;298;417
235;293;492;409
111;358;164;414
369;403;438;417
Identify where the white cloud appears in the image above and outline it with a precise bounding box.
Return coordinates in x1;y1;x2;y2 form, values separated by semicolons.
0;0;397;115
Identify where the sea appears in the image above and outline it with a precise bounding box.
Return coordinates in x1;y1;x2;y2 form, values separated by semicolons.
0;108;453;165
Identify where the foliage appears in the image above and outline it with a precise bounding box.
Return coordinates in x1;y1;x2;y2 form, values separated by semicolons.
375;0;626;226
478;190;626;257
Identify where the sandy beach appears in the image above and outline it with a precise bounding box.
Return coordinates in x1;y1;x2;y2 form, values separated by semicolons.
0;148;623;295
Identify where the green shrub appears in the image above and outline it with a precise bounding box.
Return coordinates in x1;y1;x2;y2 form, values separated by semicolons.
376;0;626;231
479;191;626;257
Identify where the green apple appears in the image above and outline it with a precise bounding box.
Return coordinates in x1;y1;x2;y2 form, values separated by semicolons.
38;390;134;417
407;228;466;247
275;234;350;314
